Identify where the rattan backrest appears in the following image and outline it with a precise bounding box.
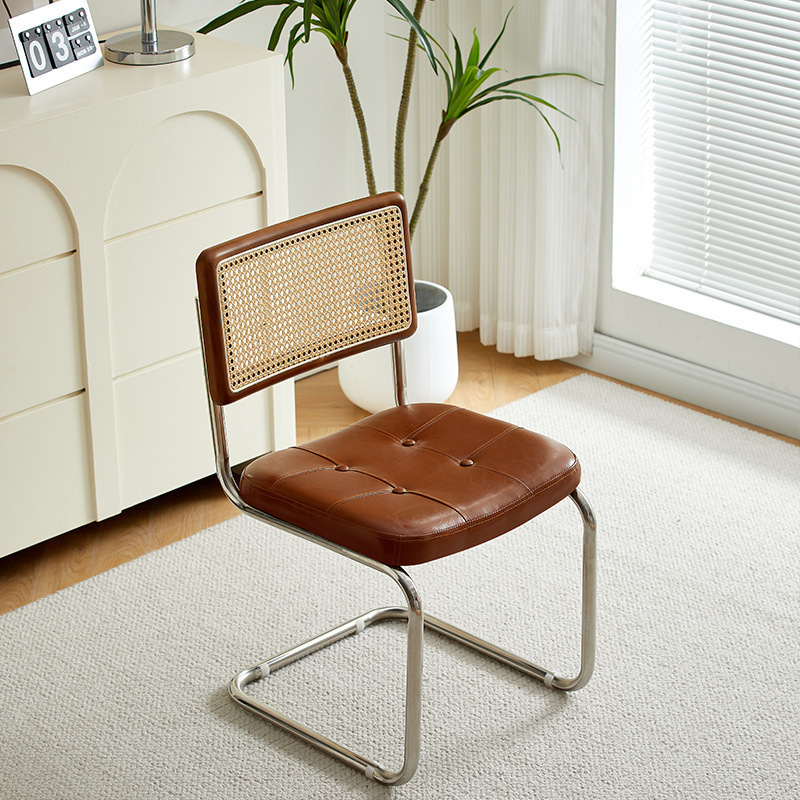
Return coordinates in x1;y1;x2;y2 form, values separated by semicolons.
196;192;417;406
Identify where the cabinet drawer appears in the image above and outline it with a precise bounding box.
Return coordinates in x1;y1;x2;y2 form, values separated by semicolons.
114;351;273;509
105;111;263;239
106;197;265;378
0;394;93;558
0;256;84;419
0;165;76;276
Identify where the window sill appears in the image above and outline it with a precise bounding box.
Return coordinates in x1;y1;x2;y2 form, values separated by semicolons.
612;274;800;348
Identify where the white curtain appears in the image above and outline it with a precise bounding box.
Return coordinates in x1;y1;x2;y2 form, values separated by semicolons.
407;0;606;359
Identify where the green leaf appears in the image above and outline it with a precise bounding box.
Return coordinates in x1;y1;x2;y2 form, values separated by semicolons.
198;0;291;35
448;64;479;112
285;19;306;84
466;29;480;70
312;24;338;46
302;0;314;42
385;0;438;73
471;72;593;106
496;71;599;86
268;3;301;51
316;3;339;39
461;95;564;161
453;32;464;83
341;0;357;31
496;88;576;120
448;66;501;121
427;28;454;75
478;7;512;69
532;105;563;159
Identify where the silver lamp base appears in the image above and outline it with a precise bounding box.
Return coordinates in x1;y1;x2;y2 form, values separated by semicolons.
103;29;195;65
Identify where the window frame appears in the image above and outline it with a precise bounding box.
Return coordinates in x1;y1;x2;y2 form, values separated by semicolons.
593;0;799;401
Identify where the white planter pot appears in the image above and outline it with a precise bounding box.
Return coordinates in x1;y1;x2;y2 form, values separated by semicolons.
338;280;459;413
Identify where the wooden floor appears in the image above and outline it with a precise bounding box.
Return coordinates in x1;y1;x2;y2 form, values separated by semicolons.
0;331;794;616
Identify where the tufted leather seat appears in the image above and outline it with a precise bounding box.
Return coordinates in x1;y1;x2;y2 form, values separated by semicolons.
240;403;580;565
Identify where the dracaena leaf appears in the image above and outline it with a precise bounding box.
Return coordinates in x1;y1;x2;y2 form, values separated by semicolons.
466;29;480;70
385;0;437;73
478;8;513;69
198;0;292;34
496;88;576;120
268;3;301;51
302;0;314;42
453;33;464;83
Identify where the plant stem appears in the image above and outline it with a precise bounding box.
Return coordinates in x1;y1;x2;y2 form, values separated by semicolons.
409;119;452;239
335;43;377;196
394;0;427;195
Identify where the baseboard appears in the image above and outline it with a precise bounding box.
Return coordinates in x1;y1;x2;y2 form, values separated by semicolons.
566;334;800;439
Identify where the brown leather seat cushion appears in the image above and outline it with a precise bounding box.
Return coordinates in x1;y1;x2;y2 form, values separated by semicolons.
239;403;581;566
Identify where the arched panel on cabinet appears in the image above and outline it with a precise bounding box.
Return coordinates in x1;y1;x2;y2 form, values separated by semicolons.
0;165;93;556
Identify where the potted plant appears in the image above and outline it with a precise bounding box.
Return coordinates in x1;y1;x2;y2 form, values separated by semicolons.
200;1;585;234
199;1;590;410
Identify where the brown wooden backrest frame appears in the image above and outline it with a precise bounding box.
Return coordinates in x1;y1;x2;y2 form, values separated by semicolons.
196;192;417;406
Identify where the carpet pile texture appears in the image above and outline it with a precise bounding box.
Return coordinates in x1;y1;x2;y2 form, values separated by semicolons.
1;375;798;799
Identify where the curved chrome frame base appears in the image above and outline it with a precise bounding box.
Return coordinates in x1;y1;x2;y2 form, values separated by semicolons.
231;604;423;785
227;489;596;786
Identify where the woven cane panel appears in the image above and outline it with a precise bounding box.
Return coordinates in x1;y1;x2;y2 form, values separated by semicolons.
216;205;411;395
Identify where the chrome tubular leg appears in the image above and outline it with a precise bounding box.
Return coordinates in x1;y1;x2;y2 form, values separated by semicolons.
226;490;593;784
425;488;596;692
391;567;424;784
229;566;424;786
561;486;597;691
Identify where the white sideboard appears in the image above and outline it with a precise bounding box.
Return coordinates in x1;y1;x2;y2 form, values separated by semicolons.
0;32;295;558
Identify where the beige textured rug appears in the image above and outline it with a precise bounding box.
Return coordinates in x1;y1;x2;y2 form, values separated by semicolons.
1;375;798;799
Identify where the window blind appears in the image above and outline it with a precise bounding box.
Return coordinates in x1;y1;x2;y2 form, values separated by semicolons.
644;0;800;325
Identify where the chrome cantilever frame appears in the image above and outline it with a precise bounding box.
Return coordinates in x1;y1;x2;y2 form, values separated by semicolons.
196;300;596;785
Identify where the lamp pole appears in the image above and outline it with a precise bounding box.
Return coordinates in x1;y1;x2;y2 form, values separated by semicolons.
104;0;195;65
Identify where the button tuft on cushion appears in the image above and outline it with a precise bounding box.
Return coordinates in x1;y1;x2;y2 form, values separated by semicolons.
459;459;474;467
401;438;415;446
238;402;581;566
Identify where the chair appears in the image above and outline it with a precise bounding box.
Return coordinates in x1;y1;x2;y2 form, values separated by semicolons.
195;192;596;786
